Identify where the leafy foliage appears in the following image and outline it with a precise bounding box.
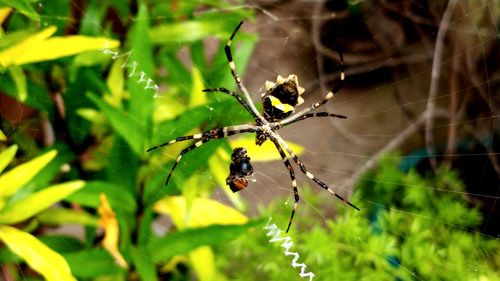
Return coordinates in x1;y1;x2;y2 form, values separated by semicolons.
215;155;500;281
0;1;294;280
2;1;497;280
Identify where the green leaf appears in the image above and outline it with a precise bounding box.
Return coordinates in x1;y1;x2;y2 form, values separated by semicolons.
37;208;99;227
8;65;27;102
66;181;137;213
0;0;39;21
154;196;248;228
149;18;242;44
0;26;121;67
0;129;6;141
126;4;154;154
0;225;76;281
63;248;125;278
0;149;57;200
0;144;17;174
105;58;125;106
148;219;264;263
39;235;85;254
87;92;144;155
0;181;85;224
131;246;158;281
189;66;207;108
27;144;75;192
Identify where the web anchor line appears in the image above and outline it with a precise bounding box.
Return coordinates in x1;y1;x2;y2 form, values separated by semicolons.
263;217;316;280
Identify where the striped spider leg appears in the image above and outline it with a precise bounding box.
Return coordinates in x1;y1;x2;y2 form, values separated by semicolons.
147;125;258;186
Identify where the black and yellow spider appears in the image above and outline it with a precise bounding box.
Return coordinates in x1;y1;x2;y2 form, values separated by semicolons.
147;21;359;232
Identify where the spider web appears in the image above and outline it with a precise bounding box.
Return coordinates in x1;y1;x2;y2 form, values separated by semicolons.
0;0;499;280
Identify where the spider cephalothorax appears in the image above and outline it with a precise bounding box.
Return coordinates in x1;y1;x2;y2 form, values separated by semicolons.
147;21;358;233
226;147;254;193
261;74;305;122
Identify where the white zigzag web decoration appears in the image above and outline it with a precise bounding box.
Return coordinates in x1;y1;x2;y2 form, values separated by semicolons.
263;218;316;280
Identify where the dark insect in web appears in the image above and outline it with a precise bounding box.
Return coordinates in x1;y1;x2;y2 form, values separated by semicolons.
226;147;254;193
147;21;359;233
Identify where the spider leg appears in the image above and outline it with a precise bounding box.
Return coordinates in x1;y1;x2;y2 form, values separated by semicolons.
225;21;263;119
147;125;256;152
164;137;212;186
274;134;359;211
203;87;261;122
277;112;347;128
269;138;299;233
148;126;257;186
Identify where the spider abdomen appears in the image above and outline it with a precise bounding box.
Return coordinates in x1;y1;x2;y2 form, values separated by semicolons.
262;74;305;121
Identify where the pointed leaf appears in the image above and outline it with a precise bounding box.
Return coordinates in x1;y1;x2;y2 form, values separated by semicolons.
153;196;247;229
0;145;17;174
88;92;144;155
0;7;12;24
131;246;158;281
189;67;206;107
0;25;120;67
0;0;39;21
0;149;57;199
0;26;57;67
63;248;124;278
127;3;153;148
0;181;85;224
37;208;99;227
0;225;76;281
8;65;27;102
0;129;6;141
66;181;137;213
149;17;243;44
147;220;263;263
189;247;215;281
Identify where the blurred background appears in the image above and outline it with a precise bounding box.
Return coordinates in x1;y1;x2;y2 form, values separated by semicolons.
0;0;499;280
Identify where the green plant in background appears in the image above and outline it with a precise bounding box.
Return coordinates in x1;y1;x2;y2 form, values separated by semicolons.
0;0;287;280
216;155;500;281
0;144;85;281
2;1;498;281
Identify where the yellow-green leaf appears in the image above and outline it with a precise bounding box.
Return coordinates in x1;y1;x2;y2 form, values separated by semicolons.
0;26;56;67
105;58;125;106
0;144;17;174
229;136;304;162
0;129;6;141
0;225;76;281
189;67;206;108
0;0;39;21
153;196;247;229
0;26;120;67
189;247;215;281
37;208;99;227
0;150;57;199
0;181;84;224
0;7;12;24
8;65;27;101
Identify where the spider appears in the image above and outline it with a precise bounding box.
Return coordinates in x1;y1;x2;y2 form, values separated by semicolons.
147;21;359;232
226;147;254;193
